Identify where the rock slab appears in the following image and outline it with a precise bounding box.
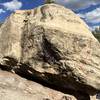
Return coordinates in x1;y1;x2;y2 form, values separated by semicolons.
0;70;77;100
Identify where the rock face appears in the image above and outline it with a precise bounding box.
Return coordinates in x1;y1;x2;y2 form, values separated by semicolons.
0;4;100;99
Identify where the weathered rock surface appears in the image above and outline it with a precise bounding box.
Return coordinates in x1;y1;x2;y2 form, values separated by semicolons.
0;3;100;98
0;70;78;100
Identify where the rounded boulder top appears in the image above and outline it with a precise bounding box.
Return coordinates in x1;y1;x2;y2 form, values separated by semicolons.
13;4;94;38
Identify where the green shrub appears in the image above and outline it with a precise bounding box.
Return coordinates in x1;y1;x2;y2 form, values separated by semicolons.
0;23;3;27
45;0;55;4
92;27;100;42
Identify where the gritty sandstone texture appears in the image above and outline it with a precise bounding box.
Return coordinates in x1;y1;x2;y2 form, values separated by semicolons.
0;4;100;100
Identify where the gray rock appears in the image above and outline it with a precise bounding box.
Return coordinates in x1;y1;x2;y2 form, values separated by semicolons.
0;4;100;96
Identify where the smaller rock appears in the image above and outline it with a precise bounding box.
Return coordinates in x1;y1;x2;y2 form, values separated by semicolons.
0;70;77;100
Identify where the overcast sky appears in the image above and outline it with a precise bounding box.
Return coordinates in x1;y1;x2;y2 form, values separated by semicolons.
0;0;100;30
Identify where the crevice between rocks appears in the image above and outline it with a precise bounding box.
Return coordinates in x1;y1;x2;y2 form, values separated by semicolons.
0;59;90;100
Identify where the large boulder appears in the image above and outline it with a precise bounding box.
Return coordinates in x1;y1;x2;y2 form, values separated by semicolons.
0;4;100;95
